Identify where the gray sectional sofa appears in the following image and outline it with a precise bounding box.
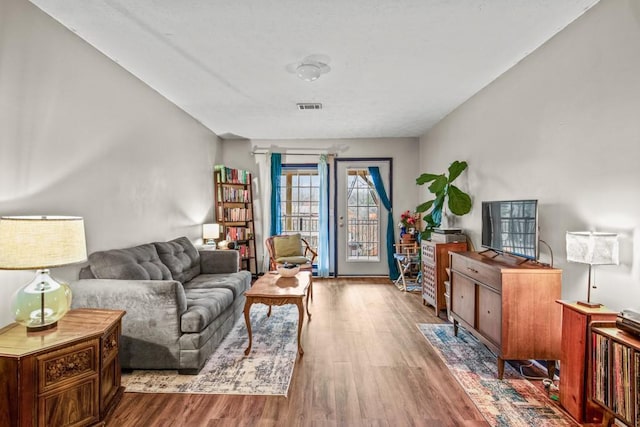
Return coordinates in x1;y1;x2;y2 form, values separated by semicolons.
69;236;251;374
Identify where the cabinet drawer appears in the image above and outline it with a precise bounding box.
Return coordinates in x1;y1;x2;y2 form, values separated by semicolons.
451;272;475;326
451;254;501;290
38;340;99;394
477;285;502;347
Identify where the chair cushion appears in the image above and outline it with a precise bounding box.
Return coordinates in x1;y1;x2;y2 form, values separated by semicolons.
275;256;311;265
154;237;201;284
273;234;302;258
89;244;172;280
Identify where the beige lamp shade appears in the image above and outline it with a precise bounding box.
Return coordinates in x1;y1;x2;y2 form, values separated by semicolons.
203;223;220;240
0;216;87;270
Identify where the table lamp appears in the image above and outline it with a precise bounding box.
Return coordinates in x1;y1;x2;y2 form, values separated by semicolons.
0;216;87;331
566;231;619;308
203;223;220;246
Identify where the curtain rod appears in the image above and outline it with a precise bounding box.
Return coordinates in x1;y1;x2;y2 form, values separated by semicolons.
251;148;338;156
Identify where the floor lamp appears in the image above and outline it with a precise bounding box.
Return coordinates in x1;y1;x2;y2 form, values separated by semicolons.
566;231;619;308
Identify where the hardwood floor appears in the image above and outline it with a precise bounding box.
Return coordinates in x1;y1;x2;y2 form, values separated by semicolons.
108;278;488;426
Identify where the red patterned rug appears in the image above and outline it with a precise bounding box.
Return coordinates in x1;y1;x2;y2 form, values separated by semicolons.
418;324;577;427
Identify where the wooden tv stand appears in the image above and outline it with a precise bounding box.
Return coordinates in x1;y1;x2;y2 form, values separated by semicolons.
449;251;562;379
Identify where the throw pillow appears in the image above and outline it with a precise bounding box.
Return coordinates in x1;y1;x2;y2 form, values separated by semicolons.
273;233;302;258
154;237;201;284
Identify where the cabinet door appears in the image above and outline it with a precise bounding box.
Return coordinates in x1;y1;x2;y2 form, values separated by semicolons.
39;376;99;427
477;285;502;347
451;273;475;327
422;261;436;306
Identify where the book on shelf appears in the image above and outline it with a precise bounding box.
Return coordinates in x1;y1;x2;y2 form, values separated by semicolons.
214;165;250;184
220;187;250;203
225;227;252;241
592;332;609;406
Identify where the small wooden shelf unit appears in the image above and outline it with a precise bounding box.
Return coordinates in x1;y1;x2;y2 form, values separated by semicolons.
557;301;617;424
214;165;257;275
449;251;562;379
0;309;125;427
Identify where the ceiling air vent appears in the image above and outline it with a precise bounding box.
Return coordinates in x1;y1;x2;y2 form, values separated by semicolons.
297;103;322;111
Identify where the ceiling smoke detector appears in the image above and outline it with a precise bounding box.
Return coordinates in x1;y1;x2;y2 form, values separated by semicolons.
288;55;331;82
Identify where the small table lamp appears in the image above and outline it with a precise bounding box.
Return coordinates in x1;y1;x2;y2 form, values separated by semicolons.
203;223;220;246
0;216;87;331
566;231;619;308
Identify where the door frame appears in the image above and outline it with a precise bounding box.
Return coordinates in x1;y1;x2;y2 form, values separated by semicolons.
333;157;393;277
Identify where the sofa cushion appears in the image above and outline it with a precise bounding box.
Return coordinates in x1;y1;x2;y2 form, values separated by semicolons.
181;287;234;333
89;244;172;280
273;233;303;258
154;237;201;284
184;271;251;299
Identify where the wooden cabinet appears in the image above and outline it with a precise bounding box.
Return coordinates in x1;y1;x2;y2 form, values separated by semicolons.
449;251;562;379
420;240;467;316
557;301;617;424
590;323;640;427
0;309;125;427
214;165;257;275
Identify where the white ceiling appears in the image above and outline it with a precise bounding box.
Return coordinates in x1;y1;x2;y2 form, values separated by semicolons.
30;0;599;140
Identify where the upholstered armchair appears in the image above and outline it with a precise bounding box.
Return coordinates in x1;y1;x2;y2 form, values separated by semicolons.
265;233;317;271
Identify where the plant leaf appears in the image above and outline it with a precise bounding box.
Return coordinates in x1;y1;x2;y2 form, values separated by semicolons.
416;173;441;185
428;175;448;194
447;161;468;183
423;213;438;227
447;185;472;215
416;200;434;213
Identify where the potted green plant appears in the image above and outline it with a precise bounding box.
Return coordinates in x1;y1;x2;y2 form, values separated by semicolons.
416;160;472;239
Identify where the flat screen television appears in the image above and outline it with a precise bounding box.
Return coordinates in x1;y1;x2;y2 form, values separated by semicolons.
481;199;538;260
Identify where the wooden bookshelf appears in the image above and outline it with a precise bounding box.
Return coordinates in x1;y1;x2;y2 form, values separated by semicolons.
590;321;640;426
213;165;257;275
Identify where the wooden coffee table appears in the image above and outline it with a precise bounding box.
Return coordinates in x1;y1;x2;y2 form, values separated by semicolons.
243;271;312;356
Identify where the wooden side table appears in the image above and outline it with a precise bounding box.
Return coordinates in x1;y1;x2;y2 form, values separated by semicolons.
0;308;125;427
556;300;617;424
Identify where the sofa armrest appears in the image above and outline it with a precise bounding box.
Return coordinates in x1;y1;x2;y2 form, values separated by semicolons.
199;249;239;274
68;279;187;345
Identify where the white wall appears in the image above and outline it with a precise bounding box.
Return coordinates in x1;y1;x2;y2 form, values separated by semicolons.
221;138;419;273
0;0;221;326
418;0;640;311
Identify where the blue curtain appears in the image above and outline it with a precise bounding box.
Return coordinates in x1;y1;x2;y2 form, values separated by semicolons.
270;153;282;236
368;166;399;280
317;155;330;277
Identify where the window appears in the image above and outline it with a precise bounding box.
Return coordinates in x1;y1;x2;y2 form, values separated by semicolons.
346;168;379;261
278;167;319;253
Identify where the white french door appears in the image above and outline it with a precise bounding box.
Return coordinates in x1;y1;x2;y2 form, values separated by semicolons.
335;159;391;276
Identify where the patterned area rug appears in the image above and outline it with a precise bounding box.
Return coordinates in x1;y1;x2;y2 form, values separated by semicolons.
122;304;298;396
417;324;576;427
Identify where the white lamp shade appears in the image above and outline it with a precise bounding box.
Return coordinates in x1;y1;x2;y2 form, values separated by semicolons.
203;223;220;240
566;231;619;265
0;216;87;270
